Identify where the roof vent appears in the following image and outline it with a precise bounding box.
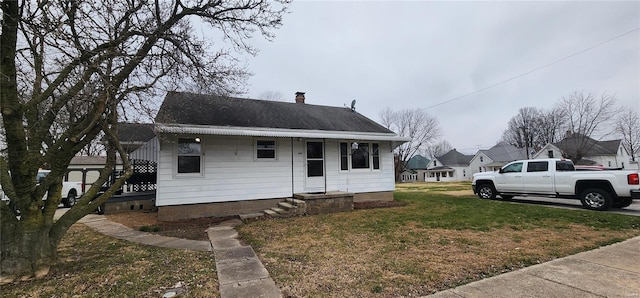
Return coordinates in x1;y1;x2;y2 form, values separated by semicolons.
295;92;305;104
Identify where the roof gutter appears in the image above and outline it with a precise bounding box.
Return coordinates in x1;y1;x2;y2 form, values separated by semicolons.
155;123;412;145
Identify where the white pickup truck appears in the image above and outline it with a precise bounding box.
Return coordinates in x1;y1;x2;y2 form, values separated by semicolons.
472;159;640;211
1;170;83;208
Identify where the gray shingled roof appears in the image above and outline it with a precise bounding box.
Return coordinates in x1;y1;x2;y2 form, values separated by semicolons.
155;92;394;134
482;142;527;162
553;134;621;156
117;123;155;143
436;149;473;166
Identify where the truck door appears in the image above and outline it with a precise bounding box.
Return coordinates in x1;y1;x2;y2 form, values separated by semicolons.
495;162;524;192
522;161;554;194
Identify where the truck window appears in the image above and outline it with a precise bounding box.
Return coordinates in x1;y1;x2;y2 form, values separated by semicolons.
527;161;548;172
502;162;523;173
556;161;575;171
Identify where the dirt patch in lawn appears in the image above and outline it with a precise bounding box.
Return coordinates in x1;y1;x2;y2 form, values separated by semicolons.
106;212;235;241
443;190;474;196
107;200;407;240
354;200;408;209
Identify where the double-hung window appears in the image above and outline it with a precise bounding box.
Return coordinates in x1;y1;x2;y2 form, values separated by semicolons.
256;140;277;159
339;142;380;171
177;137;202;174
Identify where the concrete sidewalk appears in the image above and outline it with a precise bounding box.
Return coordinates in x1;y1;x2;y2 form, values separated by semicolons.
426;236;640;297
78;214;212;252
206;220;282;298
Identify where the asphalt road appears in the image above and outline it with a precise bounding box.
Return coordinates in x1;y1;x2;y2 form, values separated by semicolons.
500;196;640;216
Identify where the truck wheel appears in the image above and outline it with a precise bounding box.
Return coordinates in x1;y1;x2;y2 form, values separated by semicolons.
477;184;497;199
63;192;76;208
612;198;633;208
580;188;612;211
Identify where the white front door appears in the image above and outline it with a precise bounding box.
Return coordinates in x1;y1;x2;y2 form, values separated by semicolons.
305;141;325;191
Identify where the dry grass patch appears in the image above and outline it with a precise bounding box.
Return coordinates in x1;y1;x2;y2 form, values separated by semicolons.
240;213;636;297
2;224;219;297
238;186;640;297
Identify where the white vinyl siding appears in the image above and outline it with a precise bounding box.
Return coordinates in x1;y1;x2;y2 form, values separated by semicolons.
157;136;293;206
156;136;396;206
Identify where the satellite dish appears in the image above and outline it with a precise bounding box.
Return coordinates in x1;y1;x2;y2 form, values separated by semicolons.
350;99;356;111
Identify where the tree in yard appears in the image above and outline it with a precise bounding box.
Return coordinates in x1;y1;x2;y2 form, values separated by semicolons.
501;107;541;157
426;140;452;159
614;109;640;162
258;90;285;101
536;107;567;146
1;0;289;282
379;108;441;181
554;91;621;163
501;106;567;156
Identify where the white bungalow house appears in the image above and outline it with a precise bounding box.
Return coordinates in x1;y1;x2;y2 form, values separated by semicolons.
533;134;631;168
469;142;528;176
425;149;473;182
152;92;410;220
400;154;430;182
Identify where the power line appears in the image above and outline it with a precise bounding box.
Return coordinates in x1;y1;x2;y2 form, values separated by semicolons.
421;27;640;110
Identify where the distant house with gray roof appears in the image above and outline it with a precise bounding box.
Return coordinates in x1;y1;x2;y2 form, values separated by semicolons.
426;149;473;182
469;142;528;176
152;91;410;220
533;134;631;168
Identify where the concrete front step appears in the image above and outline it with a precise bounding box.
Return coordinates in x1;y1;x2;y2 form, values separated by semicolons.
263;209;278;217
244;198;309;222
277;201;296;210
286;198;306;205
239;213;266;223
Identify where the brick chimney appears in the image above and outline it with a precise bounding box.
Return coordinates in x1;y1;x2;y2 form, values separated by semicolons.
295;92;305;103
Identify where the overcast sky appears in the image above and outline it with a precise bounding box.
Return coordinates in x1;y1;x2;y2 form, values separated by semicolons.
241;0;640;154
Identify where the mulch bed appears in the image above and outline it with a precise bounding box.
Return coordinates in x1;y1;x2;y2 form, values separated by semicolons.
108;200;406;241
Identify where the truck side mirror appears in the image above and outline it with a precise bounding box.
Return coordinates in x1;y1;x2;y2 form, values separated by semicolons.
498;168;505;174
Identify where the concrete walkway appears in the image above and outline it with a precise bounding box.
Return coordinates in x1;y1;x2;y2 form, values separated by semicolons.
78;214;212;252
78;213;281;298
206;220;282;298
425;236;640;297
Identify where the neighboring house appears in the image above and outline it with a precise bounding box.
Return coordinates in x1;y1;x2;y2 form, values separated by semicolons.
152;91;410;220
402;154;430;182
533;134;631;168
67;123;157;192
425;149;473;182
400;169;418;183
469;142;528;176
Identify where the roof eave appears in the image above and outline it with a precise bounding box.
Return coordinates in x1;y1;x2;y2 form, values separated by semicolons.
155;123;412;143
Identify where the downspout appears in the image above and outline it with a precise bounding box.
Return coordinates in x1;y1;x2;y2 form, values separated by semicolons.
291;138;294;196
324;138;327;194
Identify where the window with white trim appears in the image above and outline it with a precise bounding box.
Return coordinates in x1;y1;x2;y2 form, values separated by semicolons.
340;143;349;171
256;139;277;159
339;142;380;171
372;143;380;170
177;137;202;174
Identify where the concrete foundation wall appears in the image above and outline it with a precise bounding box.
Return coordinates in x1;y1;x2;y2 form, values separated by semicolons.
156;191;393;221
157;198;284;221
294;191;354;215
104;199;155;214
353;191;394;202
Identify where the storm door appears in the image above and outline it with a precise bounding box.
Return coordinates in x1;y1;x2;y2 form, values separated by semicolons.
305;141;325;190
